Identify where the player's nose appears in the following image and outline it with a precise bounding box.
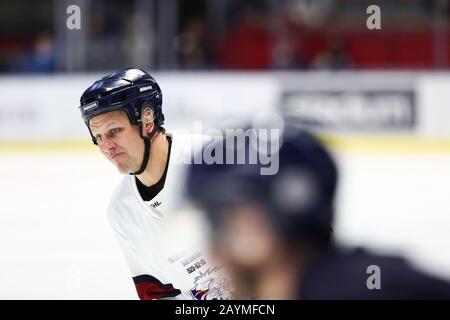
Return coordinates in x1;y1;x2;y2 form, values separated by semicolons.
99;138;117;155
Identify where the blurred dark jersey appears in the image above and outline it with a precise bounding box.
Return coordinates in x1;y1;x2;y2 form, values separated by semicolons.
299;247;450;299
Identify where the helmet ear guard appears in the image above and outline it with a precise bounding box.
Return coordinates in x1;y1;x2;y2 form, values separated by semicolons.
141;104;156;126
131;105;160;176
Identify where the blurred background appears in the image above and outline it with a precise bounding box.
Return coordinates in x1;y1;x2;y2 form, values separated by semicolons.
3;0;450;72
1;0;450;299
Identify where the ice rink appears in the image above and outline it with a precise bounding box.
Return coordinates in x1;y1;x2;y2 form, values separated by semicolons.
1;143;450;299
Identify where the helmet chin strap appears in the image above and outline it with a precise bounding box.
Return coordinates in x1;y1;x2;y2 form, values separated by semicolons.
130;124;158;176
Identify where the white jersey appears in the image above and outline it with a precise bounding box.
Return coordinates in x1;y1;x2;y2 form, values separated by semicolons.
107;133;232;300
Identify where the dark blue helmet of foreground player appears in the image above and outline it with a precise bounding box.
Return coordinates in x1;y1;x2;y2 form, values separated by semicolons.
186;127;338;243
79;68;164;145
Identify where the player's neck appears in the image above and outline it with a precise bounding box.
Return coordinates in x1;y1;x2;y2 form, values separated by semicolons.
136;131;169;187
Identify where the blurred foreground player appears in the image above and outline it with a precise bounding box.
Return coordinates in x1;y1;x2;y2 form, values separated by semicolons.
186;127;450;299
78;68;231;300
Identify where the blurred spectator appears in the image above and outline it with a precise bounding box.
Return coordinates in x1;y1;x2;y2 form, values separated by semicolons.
286;0;334;28
311;36;354;70
175;17;212;69
13;32;57;73
215;1;272;69
87;14;126;71
271;16;307;70
123;14;153;69
1;0;446;72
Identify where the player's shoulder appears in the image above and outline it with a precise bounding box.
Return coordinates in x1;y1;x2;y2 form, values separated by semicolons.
168;131;220;163
106;175;135;227
301;246;450;299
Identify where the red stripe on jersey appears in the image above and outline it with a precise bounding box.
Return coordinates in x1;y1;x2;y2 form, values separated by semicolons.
132;275;182;300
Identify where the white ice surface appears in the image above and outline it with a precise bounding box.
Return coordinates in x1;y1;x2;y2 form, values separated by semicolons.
0;150;449;299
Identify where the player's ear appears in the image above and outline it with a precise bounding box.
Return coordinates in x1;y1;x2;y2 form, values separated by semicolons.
141;107;155;136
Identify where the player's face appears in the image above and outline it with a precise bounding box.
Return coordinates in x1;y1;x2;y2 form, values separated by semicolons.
89;110;145;174
212;204;277;298
215;204;273;260
215;204;275;265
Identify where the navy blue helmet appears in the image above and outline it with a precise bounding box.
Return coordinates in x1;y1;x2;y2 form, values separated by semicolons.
186;127;338;243
79;68;164;145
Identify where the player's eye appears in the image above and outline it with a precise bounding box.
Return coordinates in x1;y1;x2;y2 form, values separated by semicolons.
95;134;103;143
111;128;121;136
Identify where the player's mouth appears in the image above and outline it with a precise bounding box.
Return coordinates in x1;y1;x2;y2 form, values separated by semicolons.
112;152;125;159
